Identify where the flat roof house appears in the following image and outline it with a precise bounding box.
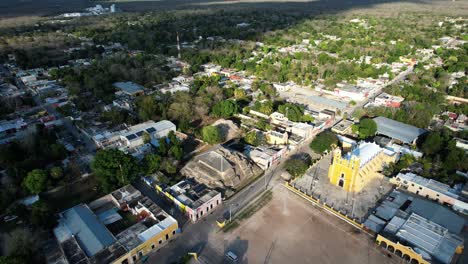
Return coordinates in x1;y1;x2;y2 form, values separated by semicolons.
155;179;222;222
54;185;178;264
93;120;176;155
373;116;426;145
332;119;354;135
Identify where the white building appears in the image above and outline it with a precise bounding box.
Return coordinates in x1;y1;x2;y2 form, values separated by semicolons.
94;120;176;151
373;93;404;108
391;172;468;215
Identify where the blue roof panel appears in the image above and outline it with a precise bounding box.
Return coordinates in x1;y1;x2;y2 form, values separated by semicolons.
373;116;426;144
61;204;116;257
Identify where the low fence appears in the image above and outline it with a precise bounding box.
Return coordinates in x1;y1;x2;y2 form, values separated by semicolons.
284;181;365;231
285;181;433;264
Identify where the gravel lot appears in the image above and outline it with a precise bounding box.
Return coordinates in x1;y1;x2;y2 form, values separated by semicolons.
212;184;397;264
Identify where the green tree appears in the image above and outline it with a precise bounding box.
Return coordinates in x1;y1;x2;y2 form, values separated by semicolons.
244;130;263;146
30;201;56;229
210;100;239;118
162;159;177;174
91;149;140;193
138;96;160;121
284;158;311;178
0;256;25;264
49;167;63;180
169;145;184;160
234;89;246;99
168;131;180;146
48;143;67;161
310;131;338;154
202;126;223;144
158;138;169;156
142;132;151;144
422;133;443;155
278;103;304;122
22;169;48;194
143;154;162;175
252;100;273;115
353;118;377;139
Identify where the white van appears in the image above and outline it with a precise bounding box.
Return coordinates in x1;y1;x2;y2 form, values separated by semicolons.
225;251;238;263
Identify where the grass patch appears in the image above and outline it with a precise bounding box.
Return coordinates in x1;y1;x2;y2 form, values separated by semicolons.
41;176;102;213
221;190;273;233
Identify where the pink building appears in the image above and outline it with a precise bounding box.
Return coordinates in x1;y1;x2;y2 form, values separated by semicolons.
163;180;222;222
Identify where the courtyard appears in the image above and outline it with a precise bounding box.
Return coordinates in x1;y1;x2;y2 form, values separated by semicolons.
292;152;393;221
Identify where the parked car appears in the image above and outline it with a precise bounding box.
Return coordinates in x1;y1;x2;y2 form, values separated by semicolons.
225;251;238;263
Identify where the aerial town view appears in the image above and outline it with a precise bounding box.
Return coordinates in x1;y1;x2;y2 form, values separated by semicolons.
0;0;467;264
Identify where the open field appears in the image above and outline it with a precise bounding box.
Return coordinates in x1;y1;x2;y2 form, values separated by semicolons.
1;0;468;18
211;184;397;264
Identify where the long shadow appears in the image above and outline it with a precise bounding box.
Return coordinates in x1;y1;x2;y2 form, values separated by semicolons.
0;0;462;19
224;236;249;264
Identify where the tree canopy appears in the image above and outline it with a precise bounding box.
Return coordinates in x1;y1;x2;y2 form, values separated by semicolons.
210;100;239;118
284;156;312;178
244;130;264;146
310;131;338;154
201;125;223;144
91;149;140;193
352;118;377;139
22;169;48;194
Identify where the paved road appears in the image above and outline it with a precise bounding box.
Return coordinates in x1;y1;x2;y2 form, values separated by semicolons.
141;127;326;263
16;77;97;154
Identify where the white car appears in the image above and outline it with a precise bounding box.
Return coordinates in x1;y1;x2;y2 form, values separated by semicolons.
225;251;238;263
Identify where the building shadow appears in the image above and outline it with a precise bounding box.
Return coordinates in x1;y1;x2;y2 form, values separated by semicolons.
224;236;249;264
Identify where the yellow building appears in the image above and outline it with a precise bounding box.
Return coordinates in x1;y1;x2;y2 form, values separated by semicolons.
54;185;178;264
328;142;396;192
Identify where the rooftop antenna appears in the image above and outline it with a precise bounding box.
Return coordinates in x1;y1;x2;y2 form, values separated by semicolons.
176;31;181;59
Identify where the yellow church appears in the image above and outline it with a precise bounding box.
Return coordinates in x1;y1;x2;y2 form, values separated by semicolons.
328;142;396;193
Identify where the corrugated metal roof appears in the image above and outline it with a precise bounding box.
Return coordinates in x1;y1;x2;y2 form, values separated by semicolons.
60;204;116;257
113;81;144;95
307;95;347;110
373;116;426;144
395;213;463;264
409;198;465;234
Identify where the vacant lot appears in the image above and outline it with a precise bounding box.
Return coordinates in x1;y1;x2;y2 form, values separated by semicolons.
213;184;396;264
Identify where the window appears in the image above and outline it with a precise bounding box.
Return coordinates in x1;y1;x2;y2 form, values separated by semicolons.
403;180;408;184
132;256;137;262
166;234;169;240
172;230;176;235
436;194;439;197
411;184;414;187
217;200;219;205
201;211;204;216
419;187;422;190
121;259;129;264
159;240;162;244
138;251;143;257
151;244;155;249
210;204;213;209
206;207;209;213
